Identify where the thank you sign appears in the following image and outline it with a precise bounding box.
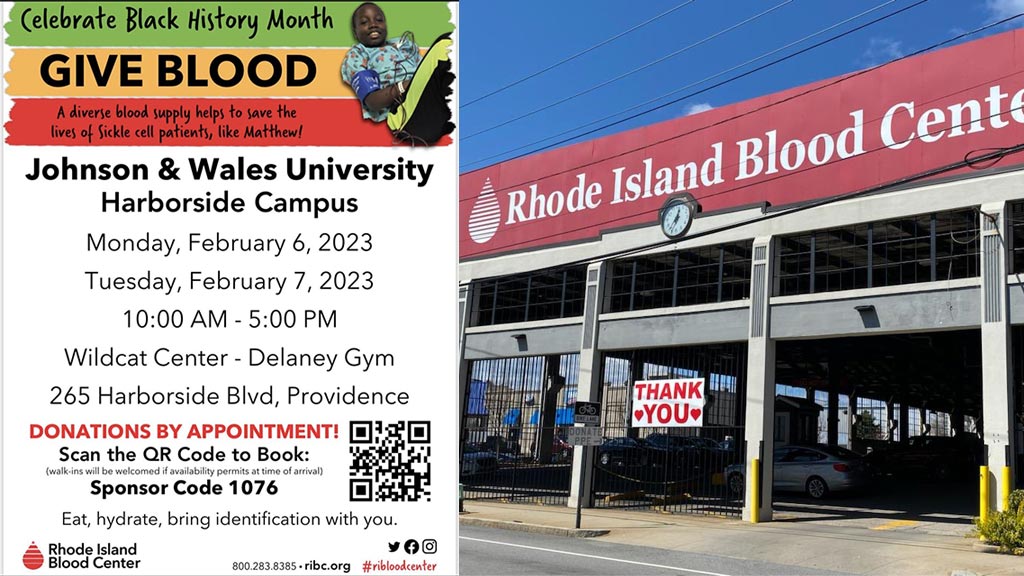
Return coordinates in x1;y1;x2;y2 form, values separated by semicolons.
632;378;705;427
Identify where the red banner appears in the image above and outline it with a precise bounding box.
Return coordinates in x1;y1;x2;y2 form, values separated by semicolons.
460;29;1024;259
6;98;452;146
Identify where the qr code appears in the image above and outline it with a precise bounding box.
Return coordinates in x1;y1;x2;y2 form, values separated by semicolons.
349;421;431;502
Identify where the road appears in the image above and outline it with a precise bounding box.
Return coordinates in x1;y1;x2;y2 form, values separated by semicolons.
459;525;856;576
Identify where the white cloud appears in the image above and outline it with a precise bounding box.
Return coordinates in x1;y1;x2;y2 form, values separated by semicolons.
684;102;713;116
986;0;1024;20
859;37;905;67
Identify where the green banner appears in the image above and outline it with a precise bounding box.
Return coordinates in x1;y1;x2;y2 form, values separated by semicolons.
5;2;453;47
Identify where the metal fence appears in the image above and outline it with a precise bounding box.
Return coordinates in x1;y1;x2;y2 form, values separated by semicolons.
459;343;749;518
593;344;748;517
460;354;580;505
1011;326;1024;487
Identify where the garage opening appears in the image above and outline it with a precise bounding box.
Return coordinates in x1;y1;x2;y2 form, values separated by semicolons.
1010;326;1024;487
769;330;983;532
594;343;747;517
460;354;580;505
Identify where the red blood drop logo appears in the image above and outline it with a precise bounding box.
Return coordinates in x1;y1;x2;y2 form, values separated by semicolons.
23;542;43;570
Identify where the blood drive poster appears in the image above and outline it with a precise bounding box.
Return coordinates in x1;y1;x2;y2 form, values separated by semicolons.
1;3;458;575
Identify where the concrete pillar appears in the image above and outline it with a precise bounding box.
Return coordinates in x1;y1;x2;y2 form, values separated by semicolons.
458;283;474;447
900;403;910;444
849;394;859;450
743;237;775;522
568;262;607;509
827;353;843;447
626;352;644;439
885;400;895;442
980;202;1016;510
827;389;840;446
951;410;965;436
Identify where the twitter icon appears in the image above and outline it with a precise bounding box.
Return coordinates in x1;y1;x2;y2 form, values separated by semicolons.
388;542;400;553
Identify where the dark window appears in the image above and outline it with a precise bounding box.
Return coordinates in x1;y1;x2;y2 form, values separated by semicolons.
934;209;980;281
606;241;754;312
721;243;753;301
633;253;677;310
813;224;870;293
777;234;813;296
472;266;587;327
1011;201;1024;273
775;208;980;296
677;245;723;307
872;214;932;288
561;267;587;318
490;276;530;325
608;261;636;312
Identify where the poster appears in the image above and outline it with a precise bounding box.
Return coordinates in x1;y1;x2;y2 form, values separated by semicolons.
1;2;458;574
631;379;706;428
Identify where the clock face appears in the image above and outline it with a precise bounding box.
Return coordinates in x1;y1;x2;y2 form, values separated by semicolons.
661;200;692;238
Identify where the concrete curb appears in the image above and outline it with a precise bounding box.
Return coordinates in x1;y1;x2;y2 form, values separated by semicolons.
970;541;995;553
459;516;609;538
972;542;1000;553
971;541;1024;555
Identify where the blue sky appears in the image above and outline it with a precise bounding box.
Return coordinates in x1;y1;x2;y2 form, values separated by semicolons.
460;0;1024;173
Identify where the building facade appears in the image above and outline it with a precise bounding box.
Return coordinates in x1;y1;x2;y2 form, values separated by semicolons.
459;28;1024;520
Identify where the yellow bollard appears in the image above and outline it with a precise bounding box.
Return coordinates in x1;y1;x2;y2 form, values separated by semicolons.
1002;466;1011;512
979;465;989;526
751;459;760;524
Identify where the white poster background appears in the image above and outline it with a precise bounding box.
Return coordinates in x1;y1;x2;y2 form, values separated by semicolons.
1;3;458;575
631;378;706;428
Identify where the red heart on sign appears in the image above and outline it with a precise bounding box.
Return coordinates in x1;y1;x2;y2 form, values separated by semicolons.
634;409;644;421
691;407;702;421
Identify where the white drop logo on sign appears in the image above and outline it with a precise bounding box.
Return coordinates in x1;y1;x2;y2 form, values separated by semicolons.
468;177;501;243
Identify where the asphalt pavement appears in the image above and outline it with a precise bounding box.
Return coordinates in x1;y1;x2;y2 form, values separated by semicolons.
459;500;1024;575
461;524;856;575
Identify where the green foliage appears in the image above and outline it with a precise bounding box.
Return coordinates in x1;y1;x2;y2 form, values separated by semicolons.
853;410;882;440
975;489;1024;553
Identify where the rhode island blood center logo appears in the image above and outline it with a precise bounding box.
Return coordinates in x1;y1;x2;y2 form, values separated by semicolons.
23;542;44;570
468;177;501;244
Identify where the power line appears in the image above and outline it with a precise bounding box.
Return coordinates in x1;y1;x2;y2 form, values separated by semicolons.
459;5;1021;208
463;0;795;141
465;142;1024;282
463;0;900;169
461;0;698;108
461;64;1024;218
462;0;929;170
458;10;1024;273
463;101;1024;267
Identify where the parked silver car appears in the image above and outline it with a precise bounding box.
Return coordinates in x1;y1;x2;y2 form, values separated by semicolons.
726;444;870;499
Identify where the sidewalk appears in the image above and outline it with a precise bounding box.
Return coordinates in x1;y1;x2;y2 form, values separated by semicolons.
460;501;1024;575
